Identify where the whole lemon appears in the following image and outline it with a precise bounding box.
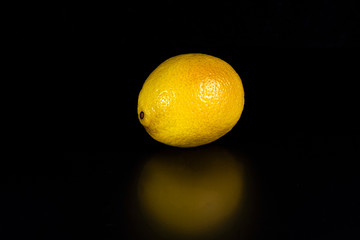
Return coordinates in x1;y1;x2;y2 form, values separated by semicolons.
137;53;245;147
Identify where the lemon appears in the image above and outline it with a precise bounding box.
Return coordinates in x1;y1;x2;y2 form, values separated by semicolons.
137;53;245;147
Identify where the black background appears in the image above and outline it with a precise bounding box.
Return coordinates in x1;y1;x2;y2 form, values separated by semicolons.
3;1;360;239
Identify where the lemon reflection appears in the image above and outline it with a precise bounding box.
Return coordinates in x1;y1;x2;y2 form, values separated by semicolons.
138;146;245;237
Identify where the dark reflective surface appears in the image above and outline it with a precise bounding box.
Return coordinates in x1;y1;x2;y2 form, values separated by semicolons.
2;135;359;239
134;146;253;239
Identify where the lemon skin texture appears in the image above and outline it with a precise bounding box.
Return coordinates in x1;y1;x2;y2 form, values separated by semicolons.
137;53;245;147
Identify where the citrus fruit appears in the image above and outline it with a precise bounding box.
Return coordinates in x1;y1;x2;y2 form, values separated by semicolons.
137;53;245;147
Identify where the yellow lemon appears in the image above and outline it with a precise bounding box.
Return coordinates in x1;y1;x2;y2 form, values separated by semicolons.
137;53;245;147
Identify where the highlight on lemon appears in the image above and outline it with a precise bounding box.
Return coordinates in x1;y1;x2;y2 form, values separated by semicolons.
137;53;245;147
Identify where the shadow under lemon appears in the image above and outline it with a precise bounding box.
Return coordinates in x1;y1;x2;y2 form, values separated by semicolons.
137;146;248;238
